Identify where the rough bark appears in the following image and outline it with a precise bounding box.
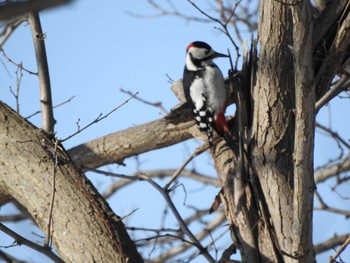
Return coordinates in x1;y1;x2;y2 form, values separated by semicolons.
248;0;316;262
251;0;296;261
68;104;197;169
290;1;315;261
0;102;143;263
2;1;349;262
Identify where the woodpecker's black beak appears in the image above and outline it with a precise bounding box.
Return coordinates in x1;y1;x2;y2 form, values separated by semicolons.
213;51;229;58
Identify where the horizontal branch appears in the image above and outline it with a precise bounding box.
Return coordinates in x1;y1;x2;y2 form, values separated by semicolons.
314;234;350;254
68;104;198;169
0;0;71;20
315;155;350;184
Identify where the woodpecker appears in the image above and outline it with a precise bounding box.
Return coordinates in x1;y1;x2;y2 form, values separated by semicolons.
183;41;235;150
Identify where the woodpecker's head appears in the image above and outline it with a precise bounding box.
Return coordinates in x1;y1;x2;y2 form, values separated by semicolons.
185;41;228;71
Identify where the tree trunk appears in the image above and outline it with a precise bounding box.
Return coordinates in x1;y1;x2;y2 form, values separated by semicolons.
217;0;316;262
0;102;143;263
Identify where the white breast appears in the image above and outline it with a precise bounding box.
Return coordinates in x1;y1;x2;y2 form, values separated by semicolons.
204;66;226;113
189;65;226;115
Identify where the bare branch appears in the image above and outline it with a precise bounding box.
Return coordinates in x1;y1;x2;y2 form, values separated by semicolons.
316;122;350;150
164;143;208;189
314;191;350;217
0;223;64;263
315;154;350;184
97;168;218;199
120;88;168;114
61;92;138;142
0;213;27;222
45;139;59;248
0;48;38;75
187;0;241;65
0;249;26;263
138;173;216;262
329;235;350;263
0;0;72;20
126;0;210;23
26;95;76;119
0;17;25;48
28;13;55;135
9;65;23;113
315;75;350;113
315;234;350;255
68;103;197;169
153;212;227;262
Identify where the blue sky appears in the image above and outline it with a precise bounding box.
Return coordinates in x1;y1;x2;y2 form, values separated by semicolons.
0;1;349;262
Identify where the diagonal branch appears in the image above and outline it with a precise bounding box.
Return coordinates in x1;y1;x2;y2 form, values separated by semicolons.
0;223;64;263
0;101;143;262
329;235;350;263
315;234;350;254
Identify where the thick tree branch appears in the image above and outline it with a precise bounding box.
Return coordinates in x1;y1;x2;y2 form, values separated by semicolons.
314;2;350;99
315;155;350;184
0;101;143;262
68;104;197;169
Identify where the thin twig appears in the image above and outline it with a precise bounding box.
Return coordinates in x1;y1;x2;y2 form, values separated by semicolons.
164;144;207;189
120;88;168;114
26;95;76;119
60;92;138;142
329;235;350;263
316;122;350;149
99;168;218;199
138;174;216;263
0;48;38;75
314;190;350;217
128;226;180;233
0;223;64;263
187;0;241;67
9;65;23;113
86;168;141;182
126;0;210;23
0;17;25;48
45;139;59;248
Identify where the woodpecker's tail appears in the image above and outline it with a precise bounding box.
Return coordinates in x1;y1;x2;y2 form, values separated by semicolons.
222;130;237;155
214;113;237;153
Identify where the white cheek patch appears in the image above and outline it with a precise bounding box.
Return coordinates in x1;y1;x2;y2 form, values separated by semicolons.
190;47;207;59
